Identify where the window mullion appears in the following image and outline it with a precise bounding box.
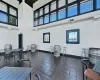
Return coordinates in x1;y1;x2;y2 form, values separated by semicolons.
93;0;96;11
49;3;50;23
77;0;80;15
66;0;68;18
8;5;9;24
43;7;45;24
56;0;58;21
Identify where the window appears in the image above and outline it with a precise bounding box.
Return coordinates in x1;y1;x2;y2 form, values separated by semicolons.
9;16;17;25
39;17;43;25
0;1;18;26
96;0;100;9
80;0;93;13
44;15;49;23
66;29;80;44
9;7;17;16
51;1;56;11
68;4;77;17
0;12;8;23
68;0;76;4
39;8;43;16
58;0;66;8
45;5;49;14
50;12;57;22
34;0;100;27
0;2;7;12
35;11;38;18
58;8;66;19
34;19;38;26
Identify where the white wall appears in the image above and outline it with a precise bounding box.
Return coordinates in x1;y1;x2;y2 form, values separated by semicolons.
0;0;19;49
29;0;100;56
0;28;18;49
2;0;99;56
3;0;19;8
18;1;34;50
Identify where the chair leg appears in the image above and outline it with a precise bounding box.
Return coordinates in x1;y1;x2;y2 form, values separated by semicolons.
29;61;31;68
8;59;9;65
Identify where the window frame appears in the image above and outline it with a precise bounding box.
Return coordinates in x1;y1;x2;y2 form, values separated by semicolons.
68;3;78;18
50;1;57;11
0;11;8;23
96;0;100;10
44;14;49;24
58;0;66;8
80;0;93;14
50;11;57;22
0;0;18;26
58;7;66;20
34;0;100;27
39;17;43;25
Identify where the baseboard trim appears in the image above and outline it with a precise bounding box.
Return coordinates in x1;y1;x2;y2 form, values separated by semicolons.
38;50;82;59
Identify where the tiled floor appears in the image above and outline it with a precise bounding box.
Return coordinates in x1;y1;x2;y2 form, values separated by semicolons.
0;51;83;80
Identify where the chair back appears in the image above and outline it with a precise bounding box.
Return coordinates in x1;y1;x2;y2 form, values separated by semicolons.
54;45;61;57
4;44;12;54
54;45;61;53
31;44;37;52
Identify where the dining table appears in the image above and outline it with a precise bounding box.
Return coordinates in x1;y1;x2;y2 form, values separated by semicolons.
0;66;33;80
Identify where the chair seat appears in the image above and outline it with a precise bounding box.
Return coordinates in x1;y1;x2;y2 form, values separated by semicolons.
84;68;100;80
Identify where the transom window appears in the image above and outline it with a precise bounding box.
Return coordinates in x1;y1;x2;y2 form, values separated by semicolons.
50;1;56;11
45;5;49;14
9;7;17;16
0;2;7;12
39;8;43;16
58;0;66;8
68;0;76;4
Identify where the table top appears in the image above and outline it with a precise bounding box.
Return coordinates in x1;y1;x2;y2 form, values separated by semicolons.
0;49;23;53
0;67;33;80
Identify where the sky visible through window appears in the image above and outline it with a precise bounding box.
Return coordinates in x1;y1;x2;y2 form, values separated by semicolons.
80;0;93;13
0;12;8;23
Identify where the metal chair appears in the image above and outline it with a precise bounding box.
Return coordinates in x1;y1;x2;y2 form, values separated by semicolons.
4;44;14;66
54;45;61;57
30;44;37;53
17;48;31;67
62;47;67;63
62;47;67;56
